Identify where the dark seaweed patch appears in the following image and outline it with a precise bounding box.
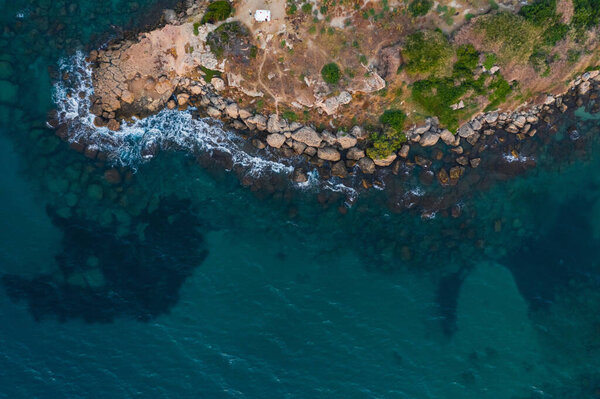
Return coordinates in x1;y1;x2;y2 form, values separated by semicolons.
2;199;208;323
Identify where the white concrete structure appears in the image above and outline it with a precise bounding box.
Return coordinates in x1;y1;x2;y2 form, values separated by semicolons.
254;9;271;22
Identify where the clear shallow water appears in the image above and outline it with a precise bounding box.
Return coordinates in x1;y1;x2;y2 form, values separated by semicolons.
1;1;600;398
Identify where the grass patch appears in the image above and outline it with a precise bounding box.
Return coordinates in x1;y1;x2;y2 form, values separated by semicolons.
485;75;512;111
282;110;298;122
193;22;200;36
199;65;222;81
483;53;497;70
403;30;453;75
321;62;341;84
201;1;232;24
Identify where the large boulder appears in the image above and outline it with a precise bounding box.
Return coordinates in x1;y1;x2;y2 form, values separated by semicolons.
267;114;287;133
292;126;322;147
372;153;397;167
420;131;440;147
225;102;239;118
318;147;341;162
266;133;286;148
247;114;267;131
336;131;358;149
358;157;376;174
346;147;365;160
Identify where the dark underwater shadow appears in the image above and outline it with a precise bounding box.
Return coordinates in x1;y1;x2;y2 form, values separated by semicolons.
1;198;208;323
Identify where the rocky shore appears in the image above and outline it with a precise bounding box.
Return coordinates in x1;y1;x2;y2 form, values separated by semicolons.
49;0;600;206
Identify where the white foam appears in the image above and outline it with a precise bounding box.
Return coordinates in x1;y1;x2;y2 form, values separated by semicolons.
52;52;292;177
503;153;535;163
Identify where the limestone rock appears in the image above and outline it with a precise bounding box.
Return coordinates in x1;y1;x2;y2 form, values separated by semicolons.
358;157;376;174
211;77;225;91
266;133;286;148
267;114;287;133
372;153;397;167
420;131;440;147
399;144;410;158
440;129;456;146
247;114;267;131
350;125;368;140
177;93;189;106
458;123;475;139
238;108;252;119
336;131;358;149
331;161;349;178
207;106;221;118
318;147;341;162
225;103;239;118
292;126;322;147
346;147;365;160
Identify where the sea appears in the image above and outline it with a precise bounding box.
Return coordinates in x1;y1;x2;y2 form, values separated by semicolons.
1;0;600;398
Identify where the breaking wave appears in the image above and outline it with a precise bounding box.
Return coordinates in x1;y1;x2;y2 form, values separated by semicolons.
52;51;293;176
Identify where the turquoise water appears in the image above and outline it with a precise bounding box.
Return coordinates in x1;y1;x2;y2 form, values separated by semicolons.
2;1;600;397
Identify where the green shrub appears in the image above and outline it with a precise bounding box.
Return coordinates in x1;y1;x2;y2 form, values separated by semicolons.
567;49;581;63
201;1;232;24
301;3;312;12
367;129;407;159
453;44;479;78
193;22;200;36
485;75;512;110
321;63;341;84
249;45;258;58
199;66;222;81
287;3;297;14
483;53;497;69
403;30;453;75
519;0;556;24
543;23;569;45
465;13;475;21
572;0;600;28
408;0;432;17
379;109;407;132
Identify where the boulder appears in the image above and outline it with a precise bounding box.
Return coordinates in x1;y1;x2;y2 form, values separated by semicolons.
292;140;307;154
106;119;120;131
247;114;267;131
399;144;410;158
358;157;376;174
266;133;286;148
331;161;349;178
267;114;287;133
336;131;357;149
440;129;456;145
177;93;189;106
225;103;239;118
207;106;221;118
121;90;134;104
420;131;440;147
372;153;397;167
292;126;322;147
578;80;591;95
238;108;252;119
346;147;365;160
513;115;527;128
470;119;482;131
211;77;225;91
458;123;475;138
321;130;337;145
318;147;341;162
485;111;499;124
252;138;266;149
292;168;308;183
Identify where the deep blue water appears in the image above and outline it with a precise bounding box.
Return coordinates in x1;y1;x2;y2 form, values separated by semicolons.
2;1;600;398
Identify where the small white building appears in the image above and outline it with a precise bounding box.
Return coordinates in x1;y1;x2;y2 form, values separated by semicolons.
254;9;271;22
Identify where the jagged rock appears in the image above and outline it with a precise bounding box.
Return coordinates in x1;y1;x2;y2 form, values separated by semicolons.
506;124;519;133
346;147;365;160
399;144;410;158
449;166;463;181
348;71;386;93
321;130;337;145
248;114;267;131
267;114;287;133
471;120;482;131
358;157;376;174
331;161;349;178
211;77;225;91
440;129;456;145
266;133;286;148
451;146;464;155
451;100;465;110
420;131;440;146
470;158;481;168
304;146;317;156
107;119;120;131
318;147;341;161
544;95;556;105
466;133;480;146
232;120;246;130
292;140;307;154
292;168;308;183
579;80;591;95
225;103;239;118
121;90;134;104
456;156;469;166
372;153;397;167
513;115;527;128
238;108;252;119
177;93;189;106
190;85;203;95
207;106;221;118
167;99;176;109
336;131;357;149
414;156;432;167
320;91;352;115
526;115;538;124
458;123;475;139
438;168;449;185
485;111;499;124
489;66;500;74
292;126;322;147
415;120;431;135
350;125;368;140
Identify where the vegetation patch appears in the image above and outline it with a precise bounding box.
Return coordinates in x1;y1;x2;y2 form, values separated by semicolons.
485;75;512;111
408;0;432;17
321;63;341;84
403;30;453;75
199;66;222;81
201;1;232;24
572;0;600;28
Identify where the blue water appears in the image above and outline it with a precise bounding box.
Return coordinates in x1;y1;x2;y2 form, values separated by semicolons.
2;0;600;397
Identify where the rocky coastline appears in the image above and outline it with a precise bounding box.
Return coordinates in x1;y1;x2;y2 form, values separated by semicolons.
49;1;600;210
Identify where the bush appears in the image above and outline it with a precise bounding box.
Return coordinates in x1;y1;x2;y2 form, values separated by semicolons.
287;3;297;14
483;53;497;69
193;22;200;36
519;0;556;24
412;78;466;131
201;1;232;24
485;75;512;110
403;30;453;75
301;3;312;13
321;63;341;84
543;23;569;45
367;130;407;159
453;44;479;78
572;0;600;28
379;109;407;132
408;0;432;17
